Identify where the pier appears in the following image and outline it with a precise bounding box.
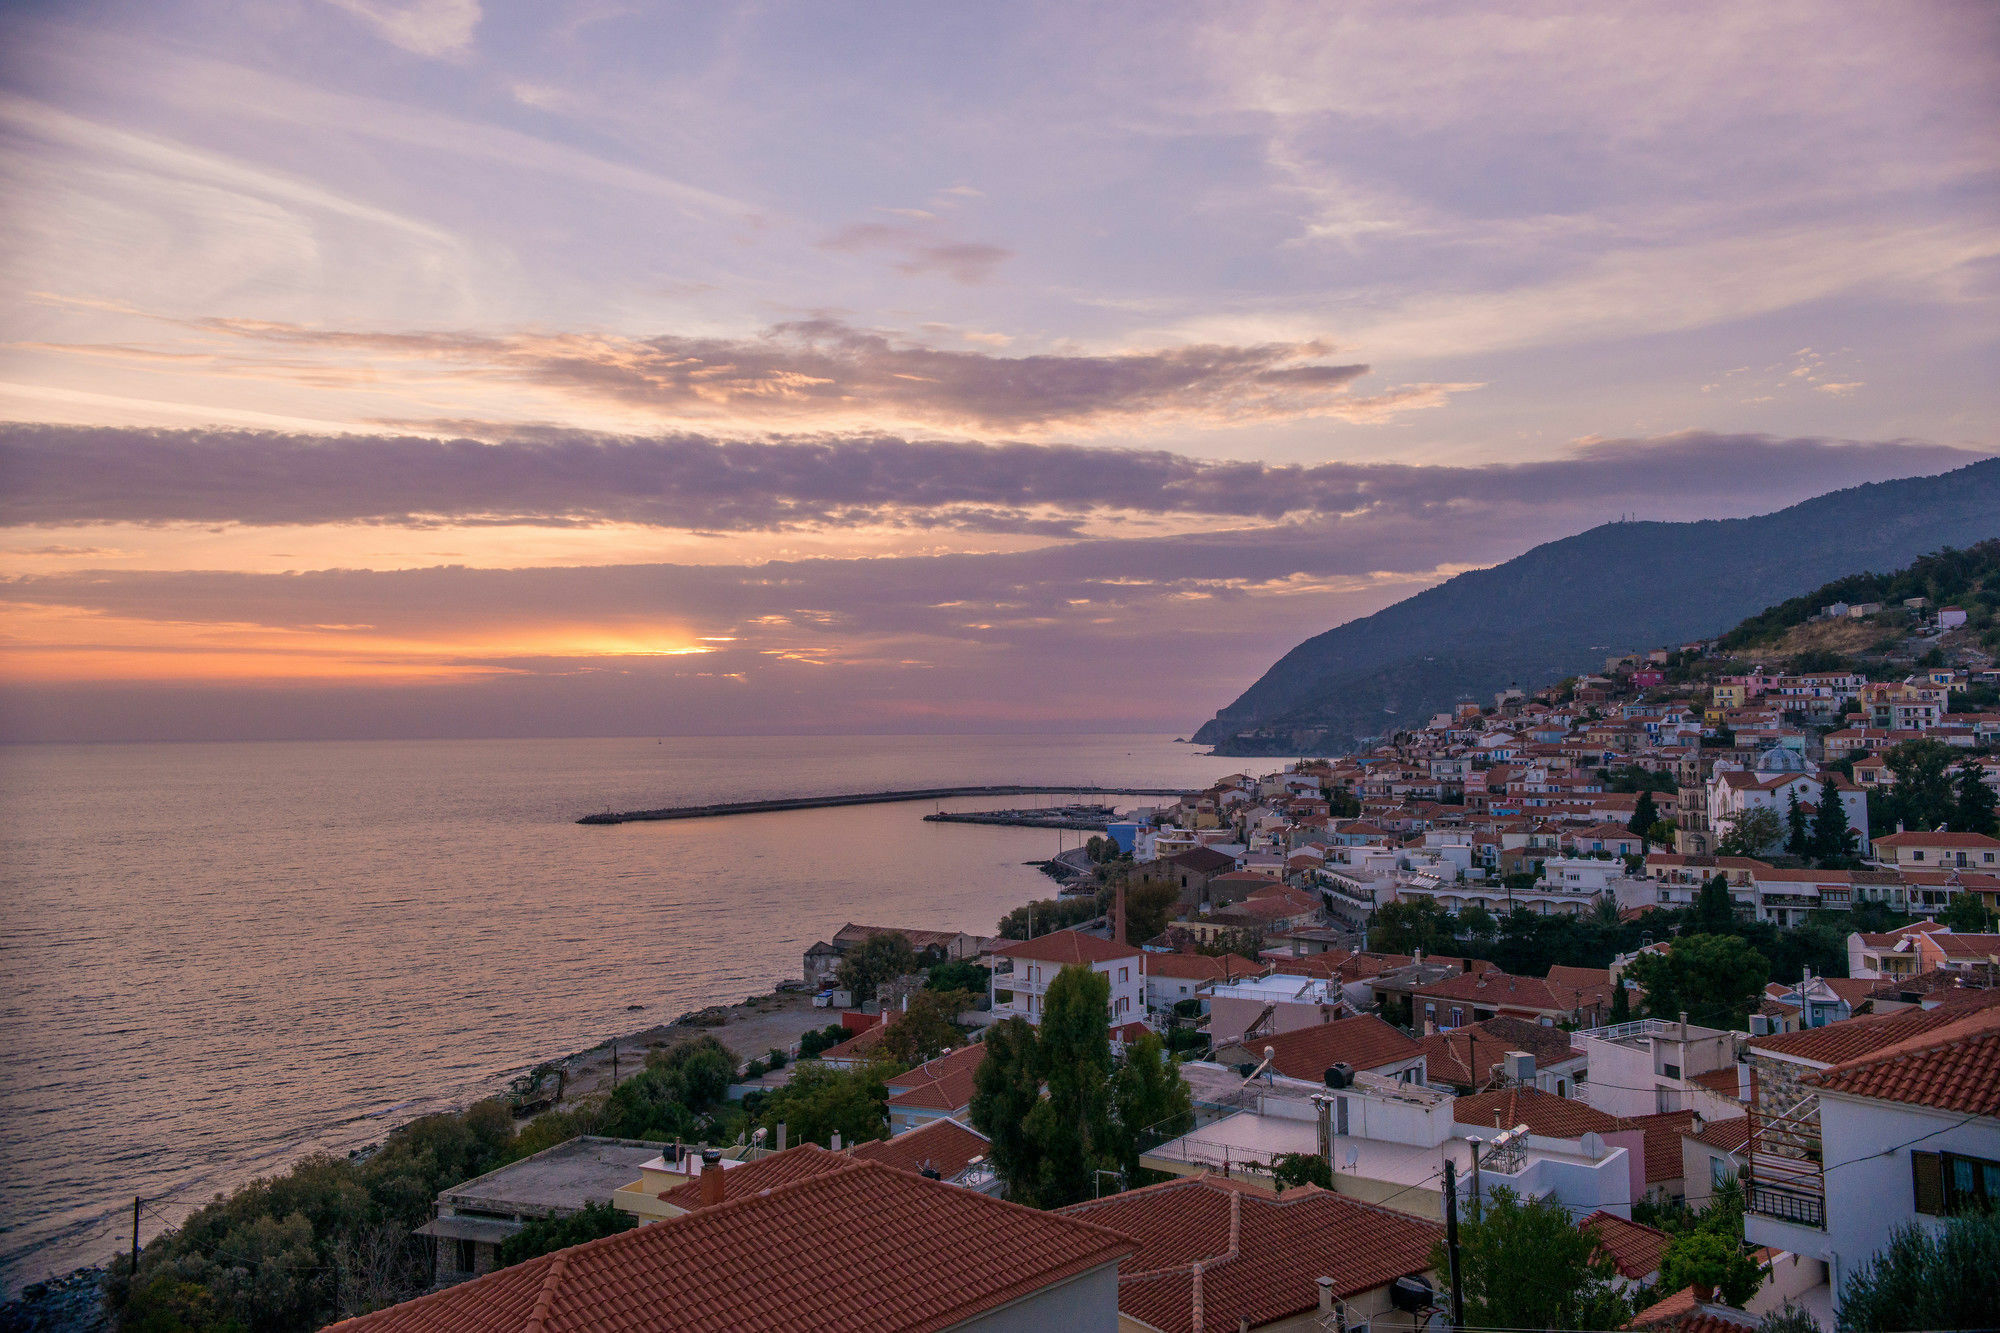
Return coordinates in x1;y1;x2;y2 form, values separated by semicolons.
924;804;1116;832
577;785;1182;825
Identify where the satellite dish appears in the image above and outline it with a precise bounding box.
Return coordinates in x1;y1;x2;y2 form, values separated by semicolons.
1579;1131;1605;1160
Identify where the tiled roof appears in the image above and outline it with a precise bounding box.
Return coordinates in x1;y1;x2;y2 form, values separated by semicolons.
657;1143;850;1210
1546;964;1614;991
1417;1017;1579;1091
1416;969;1609;1016
885;1043;987;1113
1169;847;1238;874
1804;1007;2000;1116
1873;832;2000;848
1629;1286;1759;1333
1749;995;2000;1066
1251;1015;1422;1080
1147;951;1265;982
1616;1110;1698;1184
849;1117;990;1178
1452;1086;1619;1138
816;1023;890;1063
1059;1175;1441;1333
329;1162;1134;1333
996;929;1142;965
1689;1116;1751;1154
1580;1210;1671;1280
1865;967;1998;1002
1689;1067;1746;1102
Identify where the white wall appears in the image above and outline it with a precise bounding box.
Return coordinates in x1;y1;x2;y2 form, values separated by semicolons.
962;1262;1123;1332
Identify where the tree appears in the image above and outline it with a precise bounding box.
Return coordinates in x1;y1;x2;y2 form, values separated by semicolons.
1609;979;1632;1023
1838;1210;2000;1333
1941;891;1991;933
1459;903;1497;938
1718;806;1783;858
758;1060;890;1146
1025;965;1118;1207
1369;897;1457;955
1625;934;1769;1030
596;1036;735;1139
1453;1187;1632;1331
996;895;1101;940
1659;1228;1763;1307
1785;790;1810;859
1886;739;1956;832
925;960;991;995
1119;877;1183;943
1953;759;1998;836
1110;1031;1192;1181
1755;1305;1821;1333
970;1017;1047;1197
496;1202;635;1267
878;988;972;1065
797;1023;849;1059
1692;874;1739;934
1810;786;1857;862
835;931;917;1002
1270;1152;1333;1189
1631;789;1661;841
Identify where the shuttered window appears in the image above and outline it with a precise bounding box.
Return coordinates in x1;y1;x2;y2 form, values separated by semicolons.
1912;1150;1945;1215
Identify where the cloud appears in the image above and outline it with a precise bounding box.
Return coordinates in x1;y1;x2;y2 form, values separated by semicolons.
821;222;1014;284
39;316;1413;434
324;0;482;58
0;425;1979;532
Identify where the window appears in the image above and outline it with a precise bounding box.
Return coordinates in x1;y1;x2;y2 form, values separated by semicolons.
1663;1062;1682;1079
1912;850;1926;861
1119;966;1129;983
456;1239;477;1274
1712;1155;1734;1190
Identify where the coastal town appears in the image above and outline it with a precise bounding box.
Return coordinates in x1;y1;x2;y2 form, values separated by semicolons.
66;558;1998;1333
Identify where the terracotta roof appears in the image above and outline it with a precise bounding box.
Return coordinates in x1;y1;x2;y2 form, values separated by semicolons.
1616;1110;1697;1184
1151;951;1270;983
1546;964;1614;991
1749;994;2000;1066
1873;832;2000;848
657;1143;850;1210
1689;1068;1747;1103
1247;1014;1423;1081
1452;1086;1619;1138
1855;921;1951;947
1168;847;1238;874
1580;1210;1671;1280
817;1023;890;1063
849;1117;991;1178
1804;1006;2000;1116
1417;1017;1579;1091
885;1043;988;1114
1416;970;1610;1016
1629;1286;1759;1333
1865;967;1999;1002
334;1162;1134;1333
1059;1175;1442;1333
1689;1116;1751;1154
996;929;1143;965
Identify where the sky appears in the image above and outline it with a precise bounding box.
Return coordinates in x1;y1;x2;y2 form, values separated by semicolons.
0;1;1996;741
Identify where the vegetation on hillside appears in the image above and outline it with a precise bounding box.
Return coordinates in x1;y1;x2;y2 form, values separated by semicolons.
1720;539;2000;651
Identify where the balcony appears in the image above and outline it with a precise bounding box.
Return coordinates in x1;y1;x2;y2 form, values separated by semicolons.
1748;1182;1825;1229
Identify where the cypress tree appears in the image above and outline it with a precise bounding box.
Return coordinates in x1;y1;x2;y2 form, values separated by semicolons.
1785;789;1810;858
1811;783;1856;862
1629;789;1659;840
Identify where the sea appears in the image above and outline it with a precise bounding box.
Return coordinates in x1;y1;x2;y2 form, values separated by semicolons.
0;733;1236;1292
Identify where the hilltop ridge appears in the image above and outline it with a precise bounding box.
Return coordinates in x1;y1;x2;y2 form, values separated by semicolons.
1193;458;2000;755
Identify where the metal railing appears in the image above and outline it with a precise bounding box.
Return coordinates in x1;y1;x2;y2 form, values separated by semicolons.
1748;1182;1825;1229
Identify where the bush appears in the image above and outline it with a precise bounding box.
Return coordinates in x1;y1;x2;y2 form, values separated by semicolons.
495;1202;636;1268
1838;1210;2000;1332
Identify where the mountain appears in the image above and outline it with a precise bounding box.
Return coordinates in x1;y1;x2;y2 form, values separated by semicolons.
1192;457;2000;755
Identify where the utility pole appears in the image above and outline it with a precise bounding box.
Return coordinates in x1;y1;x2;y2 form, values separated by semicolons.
1441;1158;1465;1330
131;1196;141;1278
610;1042;619;1087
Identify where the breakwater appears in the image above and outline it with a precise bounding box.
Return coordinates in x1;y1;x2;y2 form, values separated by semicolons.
578;785;1181;825
924;805;1115;832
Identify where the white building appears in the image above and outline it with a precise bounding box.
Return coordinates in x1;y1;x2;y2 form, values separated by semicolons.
1206;972;1346;1046
1574;1017;1739;1118
989;929;1145;1025
1743;1004;2000;1321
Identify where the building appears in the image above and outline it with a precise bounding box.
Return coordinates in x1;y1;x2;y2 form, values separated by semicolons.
1581;1210;1672;1289
1214;1013;1426;1085
1205;972;1347;1046
337;1161;1134;1332
1058;1175;1444;1333
990;929;1145;1025
1142;951;1261;1015
420;1136;668;1287
884;1042;987;1133
1574;1017;1738;1117
1417;1016;1586;1096
1869;830;2000;871
1412;969;1614;1031
1742;1001;2000;1319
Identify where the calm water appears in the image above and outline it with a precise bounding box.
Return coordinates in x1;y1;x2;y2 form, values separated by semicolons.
0;733;1231;1291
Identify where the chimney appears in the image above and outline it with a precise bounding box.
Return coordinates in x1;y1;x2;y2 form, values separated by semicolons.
699;1148;725;1208
1679;1010;1689;1042
776;1122;787;1151
1318;1276;1335;1314
1115;881;1127;945
831;1131;842;1151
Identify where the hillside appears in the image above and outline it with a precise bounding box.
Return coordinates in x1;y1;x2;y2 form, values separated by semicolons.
1193;457;2000;755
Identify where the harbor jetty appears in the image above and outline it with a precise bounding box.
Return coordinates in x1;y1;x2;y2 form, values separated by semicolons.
577;784;1180;825
924;803;1116;832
